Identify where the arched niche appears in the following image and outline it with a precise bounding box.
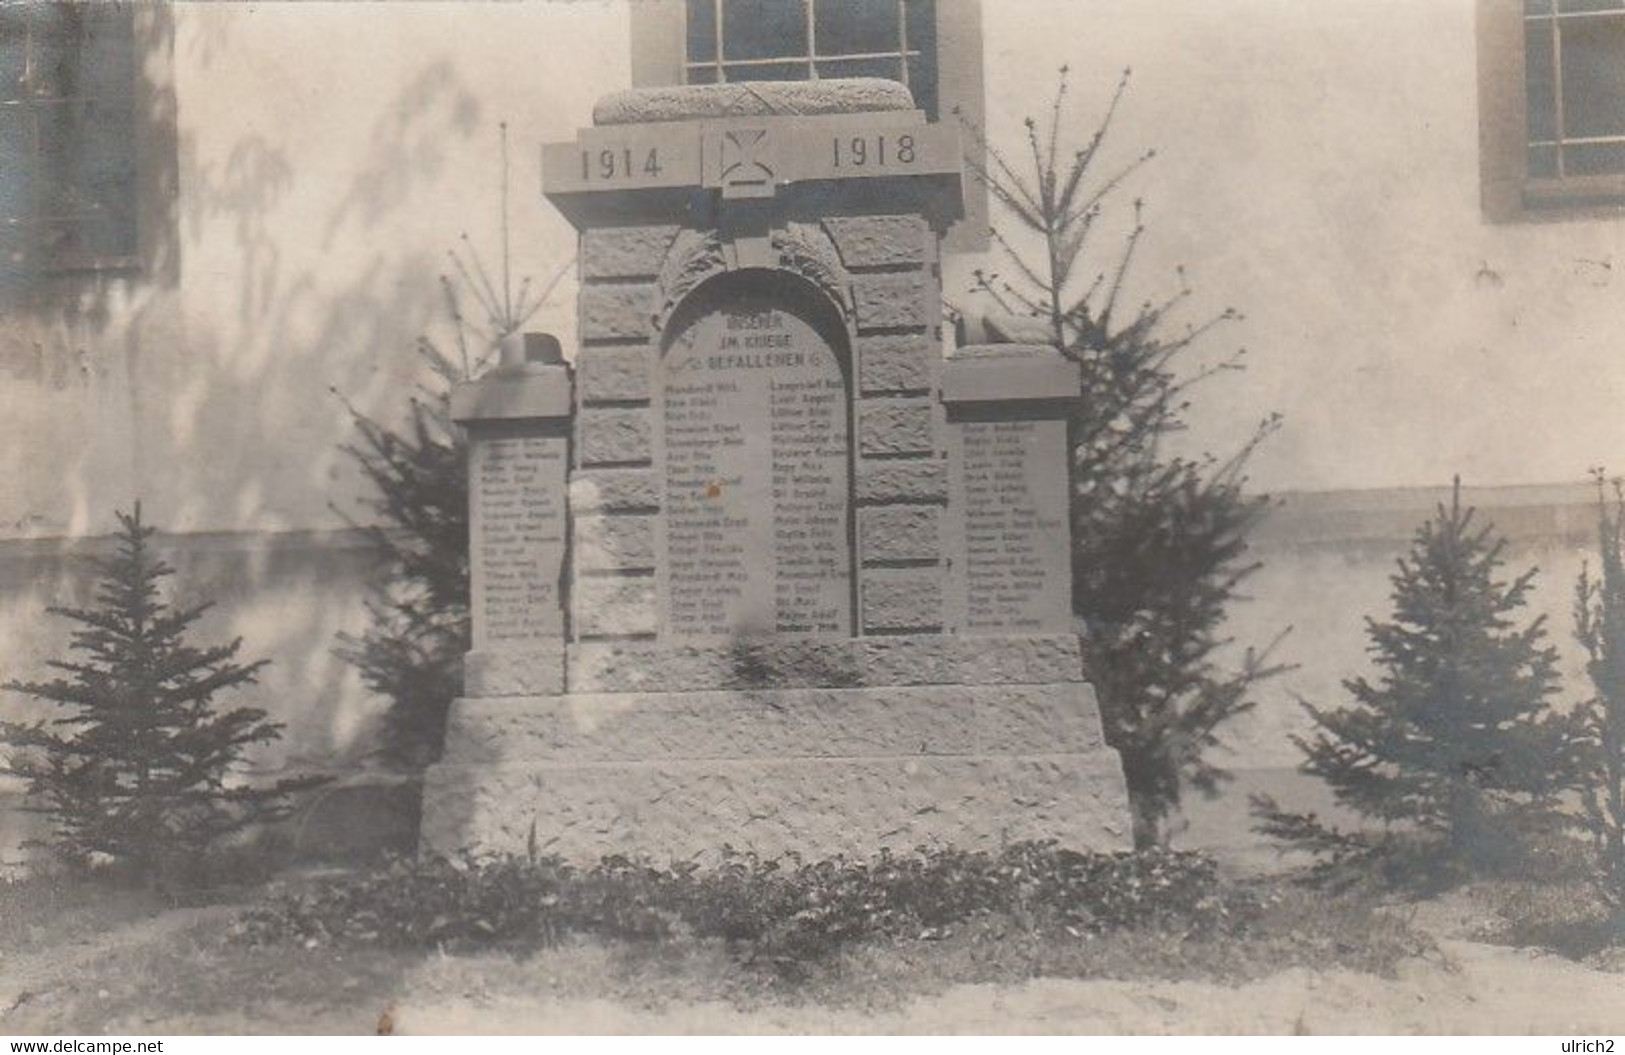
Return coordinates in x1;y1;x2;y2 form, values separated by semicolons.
654;269;854;641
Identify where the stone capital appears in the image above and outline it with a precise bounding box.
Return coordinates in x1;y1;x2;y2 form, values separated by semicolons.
450;364;574;425
942;344;1083;405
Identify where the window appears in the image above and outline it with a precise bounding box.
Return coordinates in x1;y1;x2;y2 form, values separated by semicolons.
683;0;940;119
0;3;138;271
1524;1;1625;180
629;0;984;248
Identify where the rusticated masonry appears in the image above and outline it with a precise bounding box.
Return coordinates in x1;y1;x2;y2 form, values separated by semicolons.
424;79;1130;864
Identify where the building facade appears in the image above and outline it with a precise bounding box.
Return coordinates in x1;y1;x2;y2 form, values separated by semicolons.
2;0;1622;863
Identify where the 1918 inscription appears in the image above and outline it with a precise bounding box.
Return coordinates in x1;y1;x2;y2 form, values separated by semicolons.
659;299;851;639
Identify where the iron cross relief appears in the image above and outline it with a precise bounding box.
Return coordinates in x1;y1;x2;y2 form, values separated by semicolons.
715;128;775;198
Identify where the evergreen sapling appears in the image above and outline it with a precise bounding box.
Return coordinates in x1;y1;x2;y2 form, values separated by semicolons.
0;505;321;884
960;67;1288;847
1572;472;1625;915
1255;480;1570;881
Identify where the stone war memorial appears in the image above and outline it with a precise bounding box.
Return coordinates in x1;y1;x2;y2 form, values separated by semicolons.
420;79;1132;861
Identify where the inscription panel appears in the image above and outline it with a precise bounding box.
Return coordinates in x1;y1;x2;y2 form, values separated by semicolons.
470;431;568;649
950;419;1071;635
658;298;852;639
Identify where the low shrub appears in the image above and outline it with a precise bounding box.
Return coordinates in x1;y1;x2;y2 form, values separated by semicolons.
234;843;1263;971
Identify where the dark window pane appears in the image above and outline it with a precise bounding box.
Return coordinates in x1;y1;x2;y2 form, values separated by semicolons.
687;64;720;84
905;54;938;116
0;9;26;103
27;4;83;100
904;0;936;53
1526;18;1556;141
816;56;903;82
1529;142;1560;176
1525;0;1554;12
0;222;25;268
1559;0;1624;12
721;60;809;81
720;0;806;60
814;0;899;57
46;102;134;224
904;0;938;115
0;108;31;221
1559;16;1625;139
687;0;718;62
80;6;134;105
1564;140;1625;174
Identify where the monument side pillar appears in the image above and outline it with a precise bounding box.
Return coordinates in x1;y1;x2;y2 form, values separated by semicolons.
448;334;574;697
941;345;1083;636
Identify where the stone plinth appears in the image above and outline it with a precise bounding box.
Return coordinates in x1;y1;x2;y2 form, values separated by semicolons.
420;635;1130;861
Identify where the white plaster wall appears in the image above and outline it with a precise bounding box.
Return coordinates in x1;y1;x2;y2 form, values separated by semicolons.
5;0;1623;534
963;0;1625;494
3;0;1624;816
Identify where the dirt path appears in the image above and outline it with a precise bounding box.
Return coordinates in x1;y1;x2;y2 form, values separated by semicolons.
3;905;1621;1035
383;939;1623;1035
0;906;236;1027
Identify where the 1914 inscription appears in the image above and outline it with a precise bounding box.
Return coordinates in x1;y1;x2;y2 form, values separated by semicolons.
470;432;567;648
659;299;851;639
958;420;1070;634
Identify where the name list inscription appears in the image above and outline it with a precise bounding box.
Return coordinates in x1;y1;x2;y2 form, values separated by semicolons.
660;303;851;639
471;433;567;648
959;420;1070;634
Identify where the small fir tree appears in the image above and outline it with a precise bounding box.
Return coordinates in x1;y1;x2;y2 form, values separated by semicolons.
335;338;472;769
1255;480;1570;880
961;67;1288;846
0;505;319;883
335;123;569;769
1572;472;1625;914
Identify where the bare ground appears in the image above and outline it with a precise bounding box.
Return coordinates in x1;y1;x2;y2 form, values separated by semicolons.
1;888;1620;1035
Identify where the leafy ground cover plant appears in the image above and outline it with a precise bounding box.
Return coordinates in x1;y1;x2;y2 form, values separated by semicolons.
230;841;1432;982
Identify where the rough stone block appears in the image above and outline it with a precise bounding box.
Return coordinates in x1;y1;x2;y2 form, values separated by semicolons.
574;513;656;572
571;468;660;513
464;647;565;698
439;683;1108;764
852;272;932;332
823;215;931;269
580;283;657;341
421;749;1131;863
573;576;657;637
577;345;652;404
581;226;680;281
577;407;652;466
593;79;915;125
566;635;1087;693
857;334;936;394
861;566;944;632
856;458;947;504
860;505;942;564
859;398;935;456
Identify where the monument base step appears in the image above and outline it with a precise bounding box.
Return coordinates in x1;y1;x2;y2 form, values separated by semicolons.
420;681;1132;862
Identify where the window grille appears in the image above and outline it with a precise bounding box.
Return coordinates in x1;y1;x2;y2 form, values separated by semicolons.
683;0;940;118
0;2;138;271
1524;0;1625;180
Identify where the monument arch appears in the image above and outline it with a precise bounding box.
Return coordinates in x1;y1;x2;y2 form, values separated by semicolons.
656;269;857;641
